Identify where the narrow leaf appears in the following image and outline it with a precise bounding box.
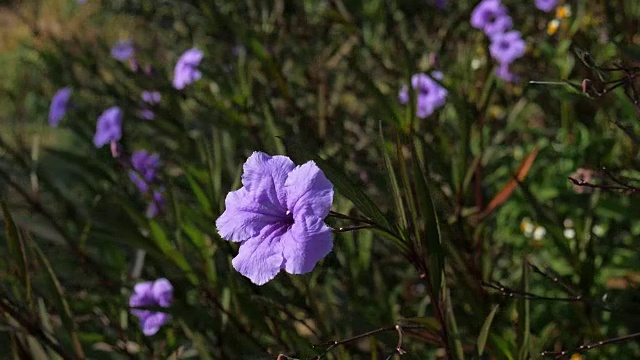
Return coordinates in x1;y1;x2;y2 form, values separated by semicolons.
32;241;85;359
478;304;500;356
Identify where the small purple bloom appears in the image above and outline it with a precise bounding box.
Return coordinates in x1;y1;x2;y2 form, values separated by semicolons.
129;278;173;336
173;48;204;90
146;190;165;218
129;150;160;193
48;87;72;127
77;0;86;4
216;152;334;285
398;72;448;119
489;30;526;65
470;0;513;36
535;0;557;12
93;106;123;148
138;108;155;120
111;40;135;62
142;91;161;105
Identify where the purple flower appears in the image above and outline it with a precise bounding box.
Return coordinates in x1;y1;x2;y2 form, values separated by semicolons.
146;190;165;218
129;278;173;336
142;91;161;105
138;108;155;120
111;40;135;62
398;72;448;119
489;30;526;65
48;87;72;127
495;62;518;82
129;150;160;193
535;0;557;12
470;0;513;36
138;91;161;120
216;152;334;285
93;106;123;148
173;48;204;90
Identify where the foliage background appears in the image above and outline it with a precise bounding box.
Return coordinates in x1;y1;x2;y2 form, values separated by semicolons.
2;0;640;359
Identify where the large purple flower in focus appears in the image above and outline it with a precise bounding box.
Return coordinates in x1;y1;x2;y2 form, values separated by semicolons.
48;87;72;127
398;72;448;119
535;0;557;12
111;40;135;62
489;30;526;65
93;106;123;148
216;152;334;285
470;0;513;36
129;150;160;193
129;278;173;336
173;48;204;90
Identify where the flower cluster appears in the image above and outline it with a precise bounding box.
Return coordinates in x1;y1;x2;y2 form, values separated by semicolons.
42;19;211;340
216;152;334;285
129;278;173;336
398;72;448;119
129;150;166;218
471;0;526;81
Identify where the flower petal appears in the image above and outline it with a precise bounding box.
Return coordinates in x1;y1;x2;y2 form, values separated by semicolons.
285;161;333;219
151;278;173;307
216;187;287;242
141;312;170;336
241;152;294;209
282;214;333;274
231;223;286;285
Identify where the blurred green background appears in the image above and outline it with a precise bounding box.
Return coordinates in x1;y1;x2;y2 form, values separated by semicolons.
2;0;640;359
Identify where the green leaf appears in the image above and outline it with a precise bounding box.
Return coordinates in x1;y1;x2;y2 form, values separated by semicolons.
32;241;85;359
411;140;445;300
149;221;199;285
185;170;213;217
517;260;530;360
1;201;31;302
477;304;500;356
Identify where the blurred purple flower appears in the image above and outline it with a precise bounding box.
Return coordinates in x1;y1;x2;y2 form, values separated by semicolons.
216;152;334;285
470;0;513;36
146;190;166;218
48;87;72;127
535;0;557;12
489;30;526;65
173;48;203;90
129;278;173;336
93;106;123;148
77;0;86;4
111;40;135;62
138;108;155;120
398;72;448;119
129;150;160;193
138;91;161;120
142;91;161;105
495;62;518;82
